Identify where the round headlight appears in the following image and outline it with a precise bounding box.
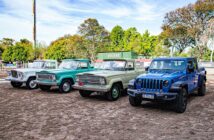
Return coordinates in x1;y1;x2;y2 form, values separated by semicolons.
18;72;24;80
163;80;169;87
76;76;79;82
137;79;142;85
99;77;106;85
49;74;56;81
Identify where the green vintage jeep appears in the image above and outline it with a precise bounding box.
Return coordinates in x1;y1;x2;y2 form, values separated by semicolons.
73;59;144;101
36;59;94;93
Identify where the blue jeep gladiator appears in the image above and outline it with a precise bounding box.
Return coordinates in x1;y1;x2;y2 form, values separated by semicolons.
128;57;206;113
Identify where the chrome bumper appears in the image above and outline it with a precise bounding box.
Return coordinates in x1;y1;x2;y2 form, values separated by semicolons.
35;80;57;86
5;77;26;83
128;89;178;101
72;84;110;92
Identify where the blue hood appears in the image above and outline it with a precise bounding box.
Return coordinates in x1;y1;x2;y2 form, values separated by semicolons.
135;70;186;92
137;70;186;80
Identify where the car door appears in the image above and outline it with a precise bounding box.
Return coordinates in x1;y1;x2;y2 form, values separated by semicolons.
125;61;138;87
193;58;199;89
187;59;197;92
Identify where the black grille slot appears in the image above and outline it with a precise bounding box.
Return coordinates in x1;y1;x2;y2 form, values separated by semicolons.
11;70;18;78
141;79;163;91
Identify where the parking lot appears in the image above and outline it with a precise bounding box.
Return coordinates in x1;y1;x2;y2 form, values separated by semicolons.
0;76;214;140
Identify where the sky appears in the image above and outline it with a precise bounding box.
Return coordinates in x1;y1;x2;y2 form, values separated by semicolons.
0;0;197;45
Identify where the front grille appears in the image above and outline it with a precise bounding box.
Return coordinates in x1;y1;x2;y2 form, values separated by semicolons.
137;79;163;91
37;74;52;80
79;75;101;85
11;70;18;78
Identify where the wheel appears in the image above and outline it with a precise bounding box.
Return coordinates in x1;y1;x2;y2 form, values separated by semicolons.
198;79;206;96
107;84;121;101
39;85;51;91
129;95;142;106
59;79;73;93
11;81;22;88
26;77;38;89
174;88;188;113
79;90;92;97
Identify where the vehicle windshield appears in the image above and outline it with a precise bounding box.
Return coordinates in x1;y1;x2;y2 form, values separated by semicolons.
31;61;45;68
149;60;186;70
59;61;79;69
99;60;126;71
43;61;56;69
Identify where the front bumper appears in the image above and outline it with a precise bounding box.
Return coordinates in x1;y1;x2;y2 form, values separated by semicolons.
72;83;111;92
5;77;26;83
128;89;178;101
35;80;58;86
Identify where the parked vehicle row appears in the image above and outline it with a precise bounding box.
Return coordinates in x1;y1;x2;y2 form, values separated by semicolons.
6;57;207;113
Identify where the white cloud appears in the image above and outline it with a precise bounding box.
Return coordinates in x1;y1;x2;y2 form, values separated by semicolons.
0;0;83;44
0;0;194;44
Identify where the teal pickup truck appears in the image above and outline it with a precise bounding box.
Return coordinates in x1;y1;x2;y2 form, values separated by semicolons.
36;59;94;93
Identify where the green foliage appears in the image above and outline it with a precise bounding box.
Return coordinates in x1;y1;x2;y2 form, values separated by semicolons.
16;39;34;61
45;35;87;61
11;45;28;61
161;0;214;58
2;46;13;62
34;42;47;59
78;18;109;61
1;39;33;62
110;25;124;51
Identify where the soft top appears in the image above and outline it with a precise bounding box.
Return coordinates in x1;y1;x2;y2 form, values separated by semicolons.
153;57;195;61
103;59;134;62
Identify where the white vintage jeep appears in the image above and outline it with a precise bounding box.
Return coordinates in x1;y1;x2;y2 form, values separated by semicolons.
6;60;58;89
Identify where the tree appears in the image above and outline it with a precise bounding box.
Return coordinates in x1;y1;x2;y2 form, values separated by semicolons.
0;38;15;59
0;38;14;49
15;39;34;61
45;34;87;60
78;18;109;61
162;0;213;58
65;35;87;59
123;27;141;52
110;25;124;51
11;45;28;62
34;42;47;59
45;36;69;61
2;46;13;62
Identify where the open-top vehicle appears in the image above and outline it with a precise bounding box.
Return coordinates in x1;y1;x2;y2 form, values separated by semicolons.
6;60;58;89
73;59;145;101
36;59;94;93
128;57;206;113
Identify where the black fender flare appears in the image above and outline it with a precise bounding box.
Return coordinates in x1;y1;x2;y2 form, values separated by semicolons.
170;81;188;93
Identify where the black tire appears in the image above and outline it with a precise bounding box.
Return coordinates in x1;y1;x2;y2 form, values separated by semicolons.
39;85;51;91
198;79;206;96
26;77;38;89
129;95;142;106
174;88;188;113
11;81;22;88
59;79;73;93
107;84;121;101
79;90;92;97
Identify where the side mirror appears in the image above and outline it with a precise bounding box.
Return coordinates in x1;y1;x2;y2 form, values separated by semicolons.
187;65;194;73
145;66;149;72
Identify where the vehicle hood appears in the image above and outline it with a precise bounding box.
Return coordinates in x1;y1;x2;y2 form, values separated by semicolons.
13;68;44;73
137;70;186;80
79;70;124;77
38;69;76;75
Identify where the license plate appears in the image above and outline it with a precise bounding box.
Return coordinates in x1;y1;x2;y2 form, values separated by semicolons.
142;94;154;99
